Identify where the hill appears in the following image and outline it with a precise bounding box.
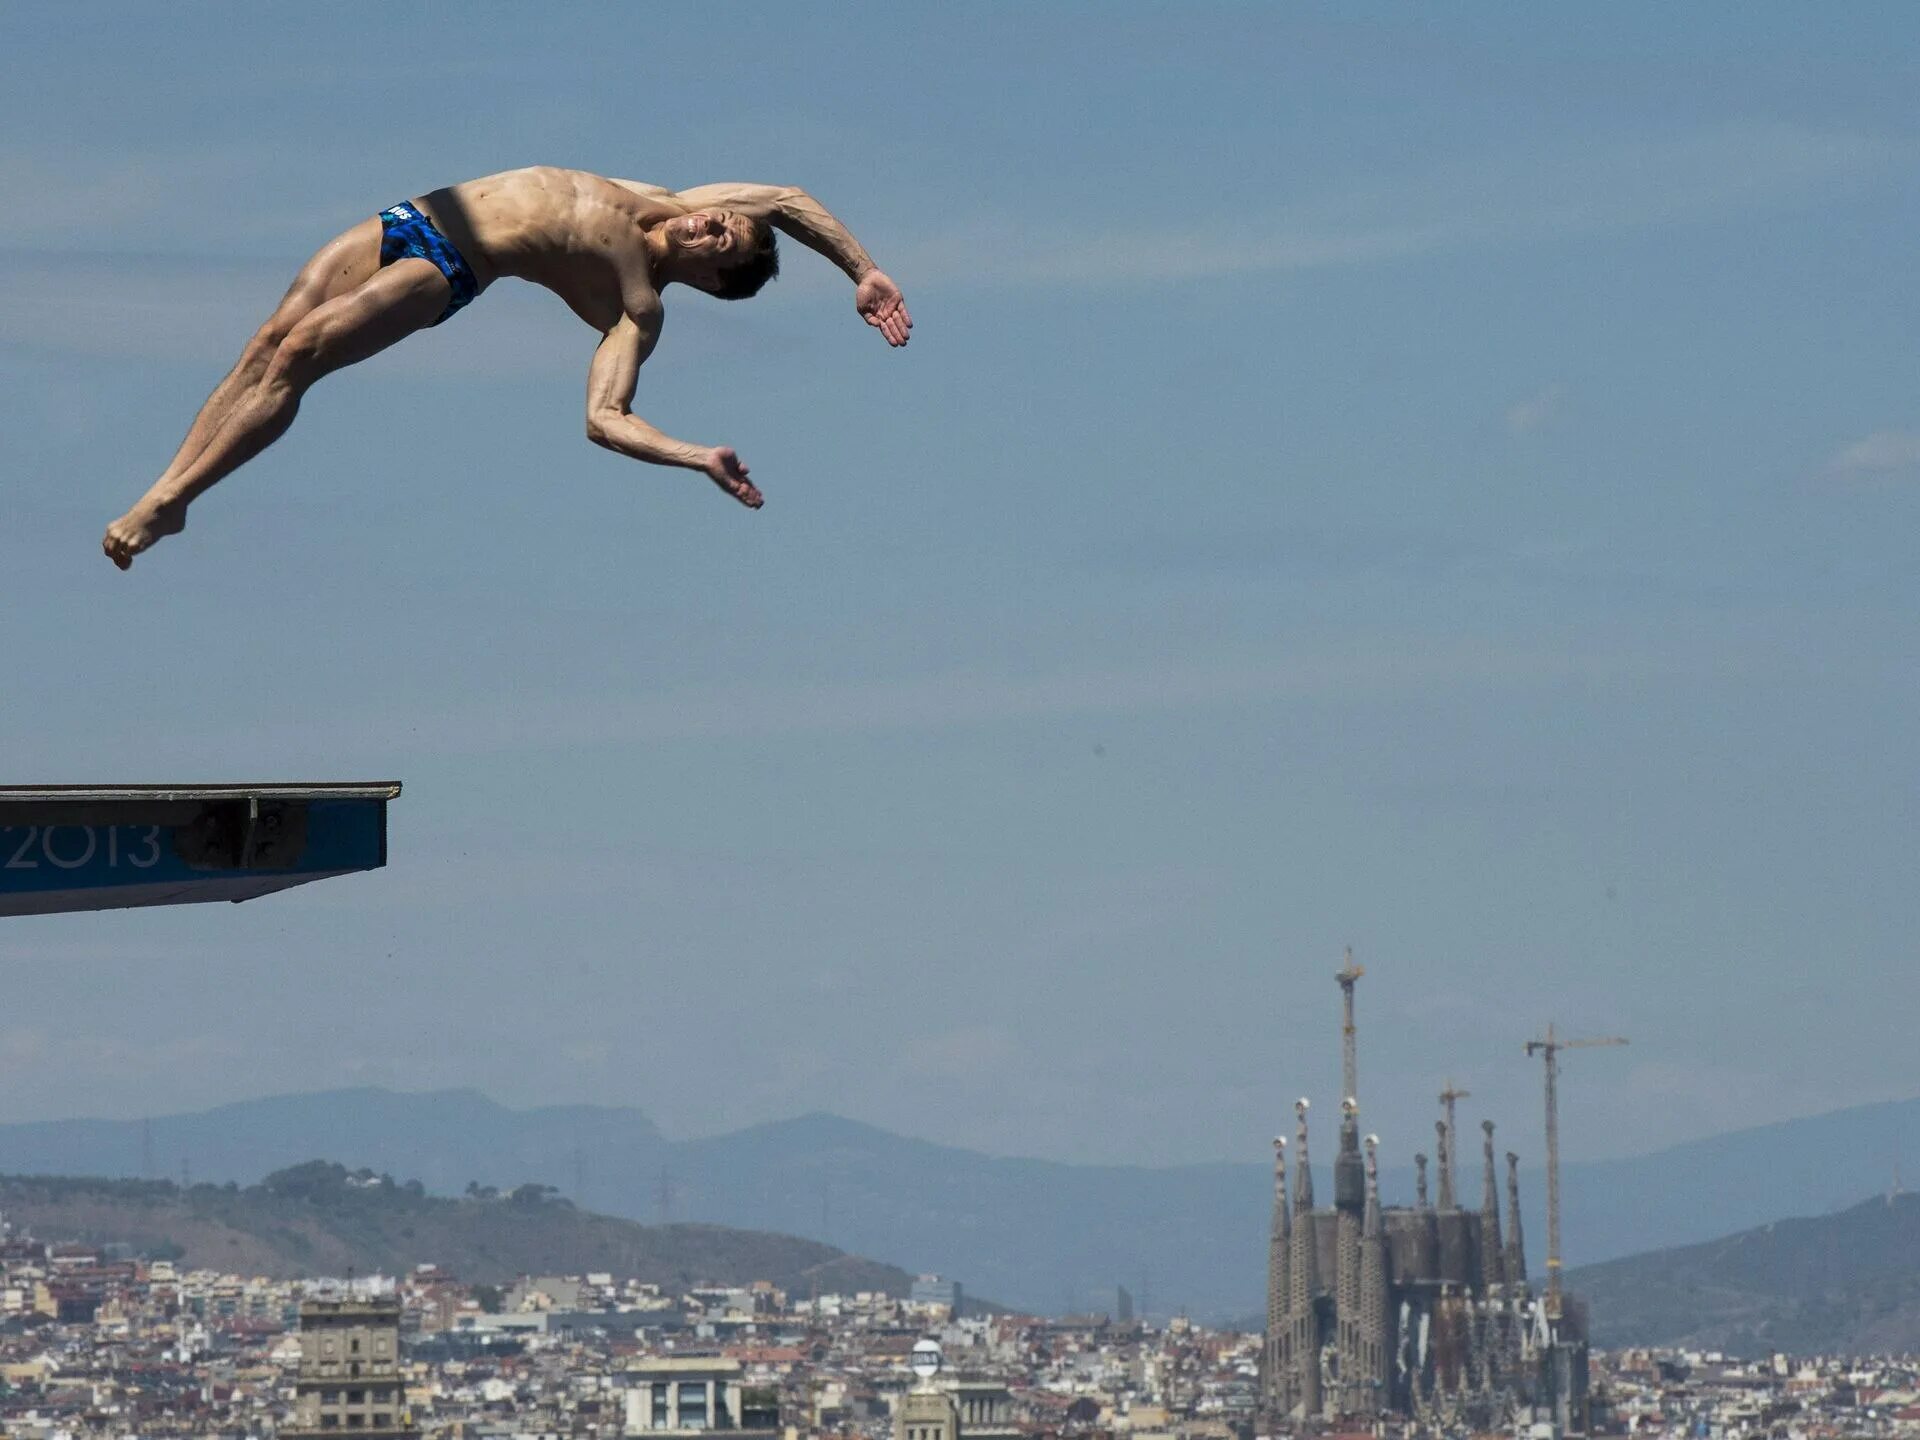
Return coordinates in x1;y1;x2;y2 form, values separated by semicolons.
0;1161;912;1294
1568;1189;1920;1356
5;1087;1920;1319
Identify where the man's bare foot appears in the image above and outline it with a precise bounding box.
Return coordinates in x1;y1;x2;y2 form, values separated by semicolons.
102;500;187;570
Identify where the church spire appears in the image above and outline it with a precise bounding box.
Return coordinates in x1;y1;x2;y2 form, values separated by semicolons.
1481;1122;1499;1213
1504;1150;1528;1286
1480;1119;1506;1288
1293;1099;1315;1212
1267;1134;1291;1347
1273;1136;1290;1239
1363;1135;1383;1237
1334;956;1366;1211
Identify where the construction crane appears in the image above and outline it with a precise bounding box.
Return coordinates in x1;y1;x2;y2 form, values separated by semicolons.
1438;1079;1471;1208
1525;1023;1627;1319
1336;947;1364;1104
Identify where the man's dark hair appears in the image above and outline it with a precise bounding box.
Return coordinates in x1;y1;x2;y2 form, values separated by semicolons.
712;222;780;300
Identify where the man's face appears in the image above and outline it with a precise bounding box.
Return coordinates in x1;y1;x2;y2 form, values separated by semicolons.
670;209;757;280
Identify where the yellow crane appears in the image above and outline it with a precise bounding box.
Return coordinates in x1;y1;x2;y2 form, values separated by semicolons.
1524;1023;1626;1319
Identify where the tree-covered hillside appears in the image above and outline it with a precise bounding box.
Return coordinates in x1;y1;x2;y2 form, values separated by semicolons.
0;1161;912;1294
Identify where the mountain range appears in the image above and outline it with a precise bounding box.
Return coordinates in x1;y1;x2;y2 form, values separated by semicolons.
0;1086;1910;1320
1568;1189;1920;1356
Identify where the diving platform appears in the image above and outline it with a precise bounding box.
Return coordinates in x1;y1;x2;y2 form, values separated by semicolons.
0;782;400;917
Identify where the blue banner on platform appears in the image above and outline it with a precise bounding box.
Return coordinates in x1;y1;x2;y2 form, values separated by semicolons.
0;797;389;916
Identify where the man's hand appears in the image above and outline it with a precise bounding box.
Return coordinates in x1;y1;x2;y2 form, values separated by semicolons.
703;447;763;509
856;270;913;347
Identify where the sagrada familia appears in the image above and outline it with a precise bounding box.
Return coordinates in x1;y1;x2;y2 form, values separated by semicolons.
1261;958;1589;1433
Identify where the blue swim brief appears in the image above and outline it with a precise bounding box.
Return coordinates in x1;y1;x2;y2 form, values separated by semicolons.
378;201;479;325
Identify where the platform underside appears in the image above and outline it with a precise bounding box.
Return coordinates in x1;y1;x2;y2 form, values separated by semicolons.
0;782;399;917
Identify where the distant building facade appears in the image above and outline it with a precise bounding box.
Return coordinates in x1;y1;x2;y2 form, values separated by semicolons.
909;1274;964;1316
282;1291;418;1439
951;1379;1020;1440
623;1355;780;1436
896;1386;959;1440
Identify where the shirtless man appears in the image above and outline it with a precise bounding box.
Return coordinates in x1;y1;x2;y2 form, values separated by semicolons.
102;166;912;569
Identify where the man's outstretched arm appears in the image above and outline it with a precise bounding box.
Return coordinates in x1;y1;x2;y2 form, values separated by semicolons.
583;313;762;508
673;182;912;347
674;183;875;279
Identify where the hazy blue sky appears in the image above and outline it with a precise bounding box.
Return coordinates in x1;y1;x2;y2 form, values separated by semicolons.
2;4;1917;1171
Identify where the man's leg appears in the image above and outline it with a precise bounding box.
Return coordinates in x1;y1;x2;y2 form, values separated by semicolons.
148;217;388;492
103;257;451;569
150;315;301;487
